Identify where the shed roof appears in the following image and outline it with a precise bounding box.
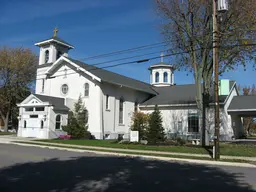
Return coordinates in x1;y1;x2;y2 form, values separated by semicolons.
142;84;227;106
228;95;256;111
34;94;69;111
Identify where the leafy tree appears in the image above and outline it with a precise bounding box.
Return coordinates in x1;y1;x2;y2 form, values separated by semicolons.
0;47;37;131
154;0;256;145
130;111;149;140
147;105;166;144
62;96;91;139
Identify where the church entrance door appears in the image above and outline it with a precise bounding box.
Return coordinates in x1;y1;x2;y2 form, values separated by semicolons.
26;118;39;138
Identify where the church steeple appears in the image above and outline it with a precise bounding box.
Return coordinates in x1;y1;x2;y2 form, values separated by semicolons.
35;28;74;65
148;53;174;87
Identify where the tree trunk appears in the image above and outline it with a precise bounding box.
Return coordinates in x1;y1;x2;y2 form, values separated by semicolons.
3;111;9;132
202;92;206;146
245;119;252;136
194;71;206;146
202;92;210;146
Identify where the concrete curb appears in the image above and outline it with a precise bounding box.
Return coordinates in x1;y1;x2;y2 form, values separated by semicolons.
13;142;256;168
12;140;256;161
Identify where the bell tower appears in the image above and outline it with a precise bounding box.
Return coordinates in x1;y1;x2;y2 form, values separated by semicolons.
35;28;74;65
148;53;174;87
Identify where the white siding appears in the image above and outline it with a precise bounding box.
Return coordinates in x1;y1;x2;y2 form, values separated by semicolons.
35;67;49;95
141;107;199;138
101;82;151;139
47;64;102;138
17;105;68;139
141;104;235;141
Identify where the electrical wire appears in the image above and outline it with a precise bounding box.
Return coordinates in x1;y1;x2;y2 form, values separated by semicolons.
35;42;256;81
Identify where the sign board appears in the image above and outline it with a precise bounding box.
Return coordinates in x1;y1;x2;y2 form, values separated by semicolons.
130;131;139;142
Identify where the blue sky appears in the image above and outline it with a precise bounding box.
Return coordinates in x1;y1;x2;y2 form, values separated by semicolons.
0;0;254;87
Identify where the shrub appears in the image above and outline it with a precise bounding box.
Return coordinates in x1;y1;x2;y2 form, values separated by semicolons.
130;111;149;140
176;137;186;146
147;105;166;145
117;134;123;142
62;95;91;139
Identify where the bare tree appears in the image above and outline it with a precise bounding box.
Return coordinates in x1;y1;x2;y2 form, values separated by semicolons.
155;0;256;145
0;47;37;131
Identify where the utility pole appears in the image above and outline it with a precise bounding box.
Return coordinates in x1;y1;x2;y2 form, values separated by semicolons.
213;0;220;160
213;0;229;161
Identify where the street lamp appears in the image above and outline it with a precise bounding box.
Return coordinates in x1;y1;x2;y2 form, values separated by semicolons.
218;0;229;13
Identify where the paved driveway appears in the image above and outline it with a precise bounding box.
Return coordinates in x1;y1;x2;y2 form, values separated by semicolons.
0;144;255;192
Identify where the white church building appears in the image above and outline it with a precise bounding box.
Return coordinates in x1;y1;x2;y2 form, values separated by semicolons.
17;32;245;140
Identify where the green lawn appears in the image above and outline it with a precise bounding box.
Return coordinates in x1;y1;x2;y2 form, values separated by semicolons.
15;141;256;164
0;132;16;135
247;136;256;139
38;139;256;157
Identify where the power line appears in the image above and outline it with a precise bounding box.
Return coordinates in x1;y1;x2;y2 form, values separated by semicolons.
75;33;218;61
84;48;168;65
35;43;256;80
38;48;201;80
39;49;168;75
78;42;168;61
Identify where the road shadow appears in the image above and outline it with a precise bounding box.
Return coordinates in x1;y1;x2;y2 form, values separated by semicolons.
0;155;254;192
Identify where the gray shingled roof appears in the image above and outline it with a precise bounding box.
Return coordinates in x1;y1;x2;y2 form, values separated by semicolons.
67;57;157;95
34;94;69;110
142;84;227;105
42;57;233;105
228;95;256;111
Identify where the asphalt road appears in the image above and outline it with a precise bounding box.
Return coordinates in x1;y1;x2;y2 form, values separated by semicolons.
0;144;255;192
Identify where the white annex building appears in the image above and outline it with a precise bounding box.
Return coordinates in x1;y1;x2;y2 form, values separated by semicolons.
17;32;246;140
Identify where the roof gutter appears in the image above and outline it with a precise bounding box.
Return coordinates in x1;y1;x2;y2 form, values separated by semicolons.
227;109;256;112
140;102;225;108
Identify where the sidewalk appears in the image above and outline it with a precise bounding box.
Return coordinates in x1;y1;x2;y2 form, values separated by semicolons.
7;139;256;162
0;135;36;143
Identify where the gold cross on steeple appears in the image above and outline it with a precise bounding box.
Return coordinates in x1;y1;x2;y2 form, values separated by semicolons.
53;27;58;37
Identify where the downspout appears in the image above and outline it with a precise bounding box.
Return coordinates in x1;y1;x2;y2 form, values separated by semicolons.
101;89;105;140
113;97;116;133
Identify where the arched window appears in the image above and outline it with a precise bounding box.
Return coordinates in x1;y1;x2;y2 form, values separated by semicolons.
45;50;49;63
119;98;124;124
188;112;199;133
134;101;138;112
164;72;168;83
106;95;109;110
84;83;89;97
42;79;45;93
55;115;61;129
40;120;44;129
57;51;62;60
155;72;159;83
24;120;26;128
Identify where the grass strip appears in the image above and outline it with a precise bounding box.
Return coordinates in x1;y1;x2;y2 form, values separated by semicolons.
0;132;16;135
36;139;256;157
14;141;255;165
